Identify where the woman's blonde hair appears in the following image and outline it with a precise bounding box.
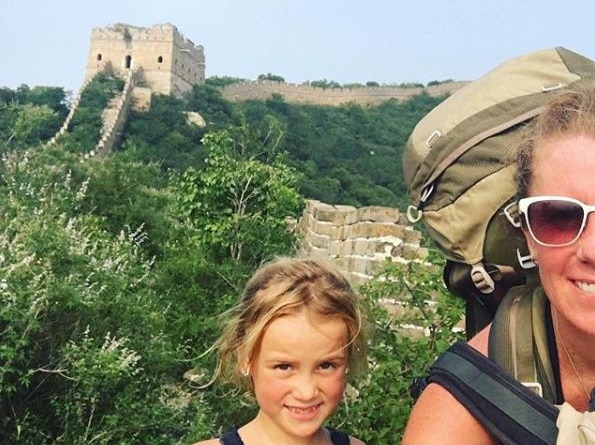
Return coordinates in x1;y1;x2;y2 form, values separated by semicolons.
516;83;595;197
210;255;367;391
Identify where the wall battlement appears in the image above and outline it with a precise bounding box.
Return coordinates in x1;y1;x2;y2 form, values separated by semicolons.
220;80;468;106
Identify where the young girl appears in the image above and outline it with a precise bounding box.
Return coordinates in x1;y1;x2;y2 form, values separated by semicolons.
193;256;368;445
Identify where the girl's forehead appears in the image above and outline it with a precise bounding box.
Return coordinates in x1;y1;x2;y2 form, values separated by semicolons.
257;311;348;355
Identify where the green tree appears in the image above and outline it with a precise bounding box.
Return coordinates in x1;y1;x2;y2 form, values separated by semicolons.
205;76;247;87
10;104;58;145
332;257;465;444
257;73;285;82
174;125;304;266
309;79;342;89
123;93;206;170
186;84;236;128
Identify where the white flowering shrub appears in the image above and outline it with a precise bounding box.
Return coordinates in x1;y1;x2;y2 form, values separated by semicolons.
0;147;208;444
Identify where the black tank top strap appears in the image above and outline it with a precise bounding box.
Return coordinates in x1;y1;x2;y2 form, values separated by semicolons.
219;427;244;445
219;426;351;445
327;427;350;445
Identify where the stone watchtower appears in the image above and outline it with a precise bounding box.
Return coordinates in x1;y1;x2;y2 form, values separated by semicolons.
84;23;205;97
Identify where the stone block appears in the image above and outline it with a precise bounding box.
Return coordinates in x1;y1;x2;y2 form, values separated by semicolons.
403;227;422;245
313;220;342;239
308;232;330;249
353;239;370;256
356;206;401;223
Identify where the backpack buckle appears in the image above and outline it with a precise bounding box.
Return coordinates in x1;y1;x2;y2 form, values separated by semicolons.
425;129;442;148
407;185;434;223
522;381;543;397
470;263;496;294
517;249;537;269
503;201;521;228
406;205;423;223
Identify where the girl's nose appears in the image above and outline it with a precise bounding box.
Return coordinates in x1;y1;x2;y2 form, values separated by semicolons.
292;374;319;401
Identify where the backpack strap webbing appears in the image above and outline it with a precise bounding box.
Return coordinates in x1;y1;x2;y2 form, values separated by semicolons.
489;285;557;403
427;342;558;445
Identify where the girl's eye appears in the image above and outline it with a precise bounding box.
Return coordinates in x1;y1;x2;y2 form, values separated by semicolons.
274;363;291;371
319;362;337;371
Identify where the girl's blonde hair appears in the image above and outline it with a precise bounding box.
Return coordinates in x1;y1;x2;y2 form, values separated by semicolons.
516;83;595;197
211;255;367;391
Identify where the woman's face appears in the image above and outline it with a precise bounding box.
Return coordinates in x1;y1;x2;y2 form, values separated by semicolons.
525;134;595;334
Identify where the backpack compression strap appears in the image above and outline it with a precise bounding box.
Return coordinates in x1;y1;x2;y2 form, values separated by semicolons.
427;342;558;445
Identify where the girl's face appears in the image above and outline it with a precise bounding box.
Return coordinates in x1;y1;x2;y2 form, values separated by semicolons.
249;309;349;442
525;134;595;335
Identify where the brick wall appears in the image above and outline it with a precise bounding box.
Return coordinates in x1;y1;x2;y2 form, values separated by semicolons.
297;200;427;286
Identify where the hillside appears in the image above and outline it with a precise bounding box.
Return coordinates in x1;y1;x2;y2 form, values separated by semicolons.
122;82;449;210
0;77;463;444
1;75;450;210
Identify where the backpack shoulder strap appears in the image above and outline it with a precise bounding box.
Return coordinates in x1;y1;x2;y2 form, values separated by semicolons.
427;342;558;445
489;285;557;403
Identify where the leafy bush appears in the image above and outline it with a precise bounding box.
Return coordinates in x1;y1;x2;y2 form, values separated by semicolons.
331;257;465;444
0;147;208;444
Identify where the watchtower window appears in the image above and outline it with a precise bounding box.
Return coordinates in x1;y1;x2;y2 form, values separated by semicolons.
97;54;102;61
125;55;132;69
157;56;163;63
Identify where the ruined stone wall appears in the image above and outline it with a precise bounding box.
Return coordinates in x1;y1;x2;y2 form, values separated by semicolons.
297;200;427;286
47;71;100;147
220;80;468;106
88;69;137;158
85;23;205;97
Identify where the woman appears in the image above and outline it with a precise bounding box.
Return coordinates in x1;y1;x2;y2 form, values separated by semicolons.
403;85;595;444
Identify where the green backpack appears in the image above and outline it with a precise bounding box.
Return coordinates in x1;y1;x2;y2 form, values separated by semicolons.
402;47;595;337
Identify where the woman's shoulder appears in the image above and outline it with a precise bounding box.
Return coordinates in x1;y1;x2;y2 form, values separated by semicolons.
400;330;496;445
468;323;490;355
402;381;496;444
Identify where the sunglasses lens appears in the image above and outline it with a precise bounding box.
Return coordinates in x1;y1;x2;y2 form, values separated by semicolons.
527;200;584;245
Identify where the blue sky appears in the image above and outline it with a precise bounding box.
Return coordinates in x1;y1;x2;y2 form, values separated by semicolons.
2;0;594;94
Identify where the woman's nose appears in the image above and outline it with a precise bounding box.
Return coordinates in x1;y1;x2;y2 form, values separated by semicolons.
577;215;595;262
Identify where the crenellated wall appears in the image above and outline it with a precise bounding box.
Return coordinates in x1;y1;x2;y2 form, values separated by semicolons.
220;80;468;106
297;200;427;286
